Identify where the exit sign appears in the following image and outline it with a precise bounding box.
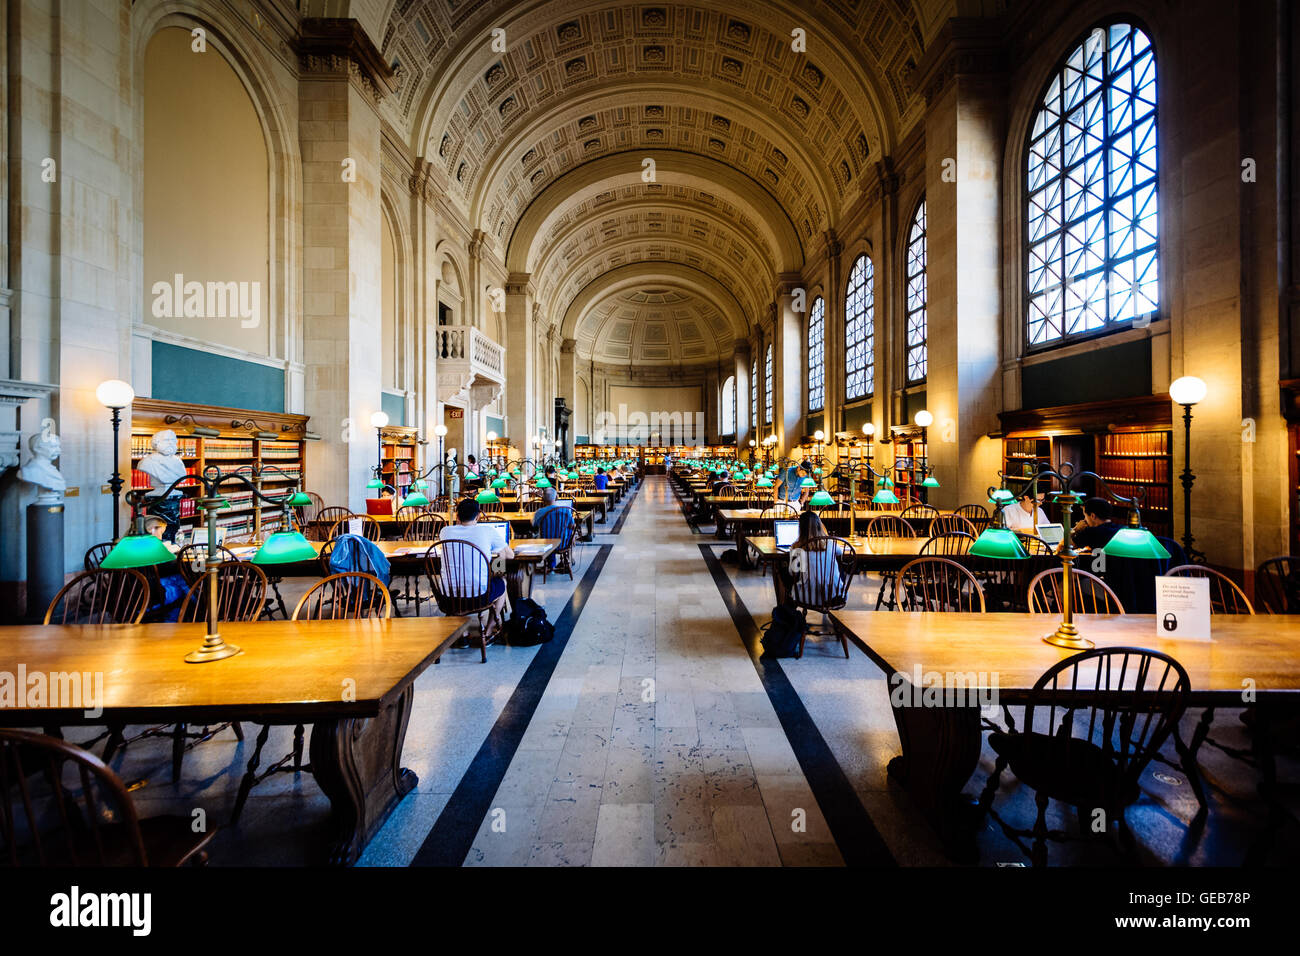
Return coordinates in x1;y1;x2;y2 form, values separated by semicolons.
448;408;464;419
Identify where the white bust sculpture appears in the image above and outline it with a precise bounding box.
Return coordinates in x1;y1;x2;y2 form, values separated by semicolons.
20;422;65;502
137;428;188;497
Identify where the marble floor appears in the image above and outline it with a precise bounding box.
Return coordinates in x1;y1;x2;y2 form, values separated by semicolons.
86;477;1298;866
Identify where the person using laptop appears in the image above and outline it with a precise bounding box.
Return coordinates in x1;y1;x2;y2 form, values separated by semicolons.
1072;497;1121;551
1002;489;1049;533
773;510;842;605
438;497;513;613
594;466;609;491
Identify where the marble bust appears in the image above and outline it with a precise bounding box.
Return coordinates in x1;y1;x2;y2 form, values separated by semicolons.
19;424;65;502
138;428;188;497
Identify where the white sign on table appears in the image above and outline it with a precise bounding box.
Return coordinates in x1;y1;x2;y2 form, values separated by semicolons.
348;518;363;536
1154;575;1212;641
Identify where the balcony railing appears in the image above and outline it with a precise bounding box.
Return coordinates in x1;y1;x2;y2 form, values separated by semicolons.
436;324;504;382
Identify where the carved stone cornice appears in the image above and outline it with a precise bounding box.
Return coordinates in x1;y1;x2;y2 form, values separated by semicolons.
408;158;441;205
560;338;577;354
505;272;534;297
469;229;490;262
297;17;397;103
910;18;1005;107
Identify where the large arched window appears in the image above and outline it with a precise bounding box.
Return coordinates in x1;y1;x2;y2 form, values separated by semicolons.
807;297;825;412
1026;23;1158;348
905;200;928;383
764;343;773;424
721;375;736;437
845;256;874;401
750;355;758;433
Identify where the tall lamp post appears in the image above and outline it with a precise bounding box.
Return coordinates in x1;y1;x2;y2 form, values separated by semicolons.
913;409;939;498
370;410;389;491
1169;375;1207;563
432;423;449;499
96;379;135;540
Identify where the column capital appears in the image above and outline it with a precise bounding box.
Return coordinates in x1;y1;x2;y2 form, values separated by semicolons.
561;338;577;353
774;272;804;298
732;339;751;360
298;18;399;102
907;18;1004;105
505;272;534;297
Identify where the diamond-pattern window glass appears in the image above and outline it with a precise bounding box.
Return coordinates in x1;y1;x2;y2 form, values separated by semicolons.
845;255;875;401
807;297;825;412
722;375;735;436
905;200;927;383
1026;23;1158;348
764;343;773;425
750;356;757;431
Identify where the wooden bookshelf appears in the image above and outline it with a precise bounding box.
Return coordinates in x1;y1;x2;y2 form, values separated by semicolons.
130;397;310;541
890;426;929;504
379;426;421;497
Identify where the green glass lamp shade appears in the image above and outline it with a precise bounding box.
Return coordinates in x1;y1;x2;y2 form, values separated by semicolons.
475;489;500;505
969;528;1027;559
879;476;894;489
100;533;176;569
800;476;816;488
567;472;580;481
921;475;940;488
402;492;430;508
988;489;1016;506
251;531;317;565
216;498;232;510
755;476;773;488
287;491;313;507
510;469;520;477
491;477;508;489
413;479;428;490
809;489;836;508
871;488;900;505
534;477;552;489
1101;527;1171;559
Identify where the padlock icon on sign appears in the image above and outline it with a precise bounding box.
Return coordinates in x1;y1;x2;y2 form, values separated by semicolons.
1162;612;1178;632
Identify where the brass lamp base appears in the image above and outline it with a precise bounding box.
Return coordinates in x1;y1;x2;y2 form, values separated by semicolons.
1042;622;1094;650
185;635;243;663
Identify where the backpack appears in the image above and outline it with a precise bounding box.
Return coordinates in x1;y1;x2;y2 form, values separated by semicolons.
759;603;805;659
504;597;554;646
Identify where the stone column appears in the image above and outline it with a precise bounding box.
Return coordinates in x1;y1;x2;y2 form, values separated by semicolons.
913;23;1006;509
734;340;752;452
823;232;844;441
504;273;535;455
773;275;804;455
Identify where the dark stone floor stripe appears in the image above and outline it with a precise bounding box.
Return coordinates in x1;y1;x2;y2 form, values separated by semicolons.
410;544;614;866
698;543;898;867
609;481;641;534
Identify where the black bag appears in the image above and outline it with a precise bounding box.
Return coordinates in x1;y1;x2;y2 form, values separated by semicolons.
759;603;805;659
504;597;554;646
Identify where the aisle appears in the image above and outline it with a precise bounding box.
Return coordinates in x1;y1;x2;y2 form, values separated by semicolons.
462;476;844;866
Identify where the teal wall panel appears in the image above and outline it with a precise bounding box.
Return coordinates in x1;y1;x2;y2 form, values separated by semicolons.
381;391;406;426
151;342;283;412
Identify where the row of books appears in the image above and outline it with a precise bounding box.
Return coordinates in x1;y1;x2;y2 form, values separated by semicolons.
1098;456;1170;483
202;439;256;458
130;435;199;458
129;465;200;489
260;441;301;458
1100;431;1170;456
1004;438;1051;458
383;445;416;459
1101;479;1172;510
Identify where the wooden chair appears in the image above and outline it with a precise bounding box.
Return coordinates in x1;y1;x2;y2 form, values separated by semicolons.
1256;556;1300;613
175;543;239;585
920;531;974;556
895;557;986;612
752;503;800;573
424;540;505;663
933;513;978;538
230;573;392;825
44;569;150;626
979;647;1190;865
534;507;577;582
328;513;382;541
293;571;393;621
956;503;991;533
0;729;217;866
1027;567;1125;615
900;503;939;520
83;542;114;572
311;506;352;541
787;535;857;658
1166;564;1254;614
866;515;917;610
293;491;326;531
1015;532;1056;556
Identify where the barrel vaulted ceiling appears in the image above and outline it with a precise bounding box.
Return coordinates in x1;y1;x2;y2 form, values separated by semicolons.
368;0;945;365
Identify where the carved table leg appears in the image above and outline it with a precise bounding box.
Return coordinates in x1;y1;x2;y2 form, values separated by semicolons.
886;694;984;863
310;685;418;866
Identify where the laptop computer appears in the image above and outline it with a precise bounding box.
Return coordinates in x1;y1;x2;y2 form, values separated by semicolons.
1036;522;1064;547
773;519;799;550
482;521;509;552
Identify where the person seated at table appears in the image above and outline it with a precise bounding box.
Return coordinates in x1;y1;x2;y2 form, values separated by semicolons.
778;460;811;503
463;455;482;489
711;470;731;494
144;516;188;621
594;467;609;491
532;487;566;529
1072;497;1120;550
773;511;845;605
439;497;513;615
1002;489;1049;533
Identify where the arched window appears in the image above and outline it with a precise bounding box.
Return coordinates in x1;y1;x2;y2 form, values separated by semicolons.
1026;23;1158;347
764;343;773;425
721;375;736;437
806;297;825;412
750;355;758;432
845;256;874;401
905;200;927;383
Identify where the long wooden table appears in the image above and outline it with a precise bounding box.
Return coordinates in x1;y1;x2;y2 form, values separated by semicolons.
718;509;944;568
829;611;1300;861
0;617;469;865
